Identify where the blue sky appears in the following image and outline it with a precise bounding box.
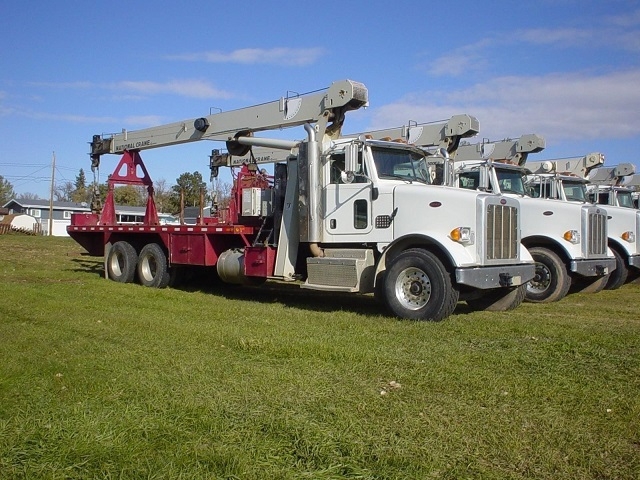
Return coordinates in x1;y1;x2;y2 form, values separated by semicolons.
2;0;640;198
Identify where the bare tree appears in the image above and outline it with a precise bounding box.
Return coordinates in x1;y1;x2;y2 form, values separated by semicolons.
211;178;232;210
55;181;74;202
17;192;40;200
153;178;172;213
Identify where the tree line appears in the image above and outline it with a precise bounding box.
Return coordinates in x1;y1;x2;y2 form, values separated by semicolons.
1;170;232;215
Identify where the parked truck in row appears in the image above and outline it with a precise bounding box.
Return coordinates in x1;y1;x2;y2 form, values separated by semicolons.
453;138;616;300
68;79;536;321
355;125;614;302
525;155;640;288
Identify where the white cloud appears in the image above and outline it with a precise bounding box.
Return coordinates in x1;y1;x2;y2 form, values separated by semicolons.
369;69;640;143
429;51;484;77
8;110;119;124
605;8;640;27
427;39;493;76
122;115;166;127
29;79;233;100
167;47;326;66
2;108;167;128
429;11;640;76
516;27;593;47
29;81;93;89
113;79;233;99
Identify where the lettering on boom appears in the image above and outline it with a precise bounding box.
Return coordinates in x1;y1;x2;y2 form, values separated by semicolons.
115;140;152;151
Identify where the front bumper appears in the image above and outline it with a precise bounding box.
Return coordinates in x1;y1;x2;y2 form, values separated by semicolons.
456;264;536;289
570;258;616;277
628;255;640;269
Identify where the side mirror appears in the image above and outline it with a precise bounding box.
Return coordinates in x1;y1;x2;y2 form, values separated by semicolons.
345;142;359;176
340;171;355;184
438;147;450;159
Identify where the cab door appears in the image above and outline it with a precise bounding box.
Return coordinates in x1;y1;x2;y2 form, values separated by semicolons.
322;151;373;237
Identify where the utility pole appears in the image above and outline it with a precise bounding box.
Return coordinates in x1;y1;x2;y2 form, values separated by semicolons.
48;151;55;236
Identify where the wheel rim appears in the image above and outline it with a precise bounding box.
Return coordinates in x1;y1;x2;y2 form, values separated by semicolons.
110;252;124;277
394;267;431;310
140;255;157;282
528;263;551;294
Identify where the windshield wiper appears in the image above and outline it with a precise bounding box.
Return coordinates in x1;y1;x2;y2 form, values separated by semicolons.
379;173;413;183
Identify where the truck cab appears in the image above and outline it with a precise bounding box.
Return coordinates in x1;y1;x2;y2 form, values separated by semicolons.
587;185;637;209
525;171;640;289
451;158;614;302
295;136;536;318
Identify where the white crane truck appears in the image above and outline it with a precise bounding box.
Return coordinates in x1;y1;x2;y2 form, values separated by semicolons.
68;79;535;321
586;163;637;208
357;126;614;303
526;155;640;289
451;139;615;301
231;116;538;311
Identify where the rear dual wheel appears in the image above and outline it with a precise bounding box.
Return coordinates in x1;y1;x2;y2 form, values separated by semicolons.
106;241;170;289
137;243;170;288
106;241;138;283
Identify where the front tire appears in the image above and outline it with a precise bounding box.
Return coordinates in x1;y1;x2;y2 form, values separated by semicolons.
466;284;526;311
383;249;459;321
605;249;628;290
570;274;609;294
525;247;571;303
106;241;137;283
137;243;170;288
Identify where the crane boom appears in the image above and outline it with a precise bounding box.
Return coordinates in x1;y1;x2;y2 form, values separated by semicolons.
525;152;605;178
350;115;480;152
455;134;546;166
214;114;480;168
90;79;368;163
587;163;635;185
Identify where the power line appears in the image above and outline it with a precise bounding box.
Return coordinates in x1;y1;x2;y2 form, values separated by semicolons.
0;162;80;172
0;163;49;168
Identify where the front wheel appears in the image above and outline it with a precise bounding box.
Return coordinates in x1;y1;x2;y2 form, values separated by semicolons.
605;249;628;290
525;247;571;303
466;284;526;311
570;274;609;294
137;243;170;288
383;249;459;321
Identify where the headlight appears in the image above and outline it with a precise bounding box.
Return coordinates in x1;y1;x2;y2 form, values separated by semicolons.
621;231;636;243
563;230;580;244
450;227;474;244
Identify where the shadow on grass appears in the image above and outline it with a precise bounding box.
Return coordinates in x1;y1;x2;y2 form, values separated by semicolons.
67;257;473;320
68;256;103;278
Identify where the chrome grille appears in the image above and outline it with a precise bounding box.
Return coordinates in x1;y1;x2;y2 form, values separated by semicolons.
587;211;607;256
486;204;518;260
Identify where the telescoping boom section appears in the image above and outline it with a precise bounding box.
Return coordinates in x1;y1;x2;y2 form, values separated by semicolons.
90;79;368;160
68;79;538;322
71;78;369;257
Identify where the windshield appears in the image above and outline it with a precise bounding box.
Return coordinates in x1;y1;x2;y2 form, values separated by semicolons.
459;170;485;191
495;169;527;195
562;181;587;202
617;191;635;208
371;146;432;184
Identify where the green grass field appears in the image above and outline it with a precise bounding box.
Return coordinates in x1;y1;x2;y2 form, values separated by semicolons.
0;235;638;479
